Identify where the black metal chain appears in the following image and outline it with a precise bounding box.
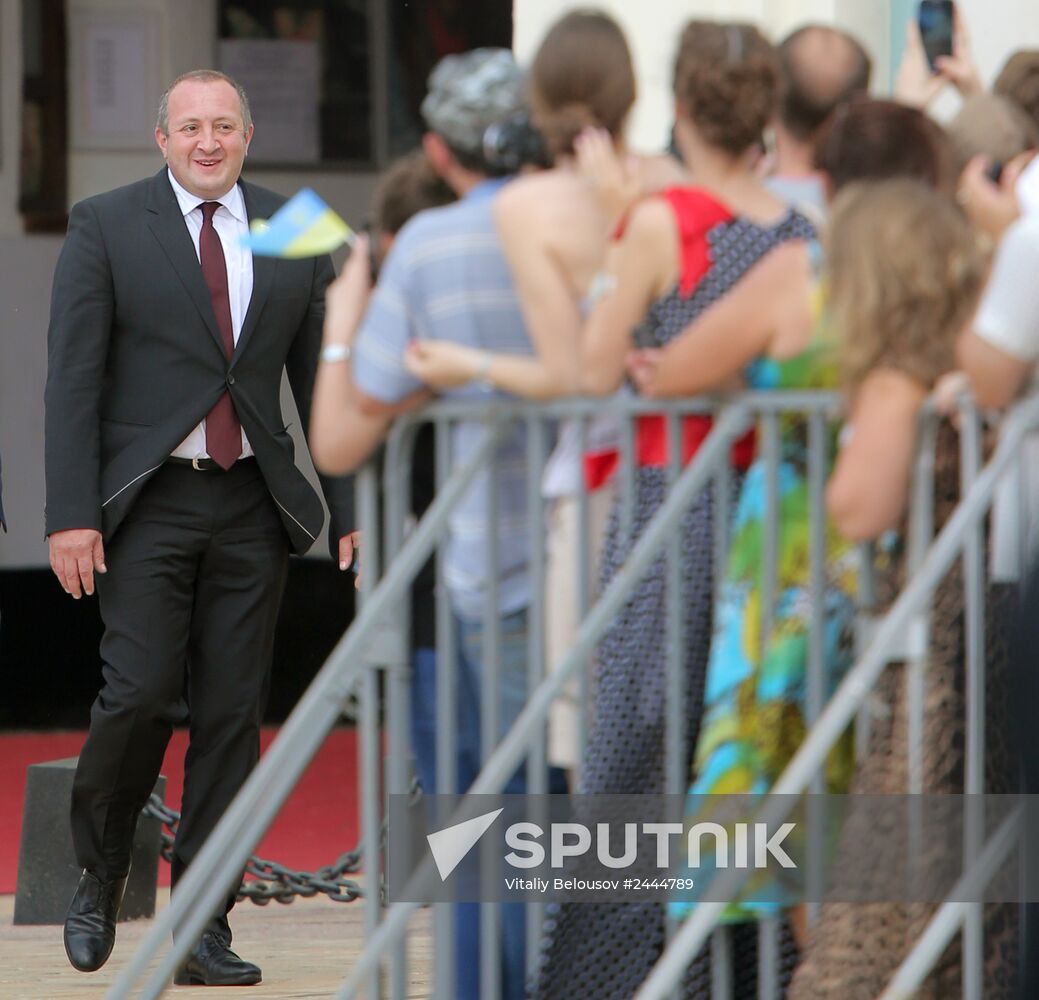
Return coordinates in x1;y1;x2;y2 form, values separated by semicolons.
141;794;364;905
140;777;422;905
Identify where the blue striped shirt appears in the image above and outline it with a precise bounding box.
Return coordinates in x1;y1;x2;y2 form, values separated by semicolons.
352;179;533;621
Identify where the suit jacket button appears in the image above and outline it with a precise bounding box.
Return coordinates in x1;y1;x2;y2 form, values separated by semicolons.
226;374;236;385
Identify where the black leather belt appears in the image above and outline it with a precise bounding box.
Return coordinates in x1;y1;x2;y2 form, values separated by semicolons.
166;456;255;471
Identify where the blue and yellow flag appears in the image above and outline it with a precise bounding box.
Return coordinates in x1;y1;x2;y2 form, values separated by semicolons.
242;188;354;258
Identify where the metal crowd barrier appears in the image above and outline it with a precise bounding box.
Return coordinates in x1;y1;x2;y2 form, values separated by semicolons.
636;392;1039;1000
106;388;1039;1000
336;390;852;1000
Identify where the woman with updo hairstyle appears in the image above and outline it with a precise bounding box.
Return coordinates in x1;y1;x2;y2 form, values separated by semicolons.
404;11;686;795
517;19;819;1000
673;18;782;158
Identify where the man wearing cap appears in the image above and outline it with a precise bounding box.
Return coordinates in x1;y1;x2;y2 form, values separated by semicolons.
310;48;546;1000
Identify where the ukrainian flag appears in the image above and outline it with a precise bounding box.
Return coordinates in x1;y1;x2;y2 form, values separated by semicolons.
242;188;354;258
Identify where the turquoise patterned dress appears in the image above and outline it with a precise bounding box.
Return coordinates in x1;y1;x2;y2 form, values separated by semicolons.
673;313;858;924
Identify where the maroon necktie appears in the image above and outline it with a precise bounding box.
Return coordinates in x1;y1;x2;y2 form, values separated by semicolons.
199;201;242;469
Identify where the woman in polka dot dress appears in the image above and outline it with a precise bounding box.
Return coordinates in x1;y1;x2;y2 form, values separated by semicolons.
530;22;816;999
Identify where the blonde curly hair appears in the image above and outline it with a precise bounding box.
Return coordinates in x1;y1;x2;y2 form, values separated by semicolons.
826;179;989;395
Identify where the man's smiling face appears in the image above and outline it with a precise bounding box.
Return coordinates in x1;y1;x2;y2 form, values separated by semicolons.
155;78;253;201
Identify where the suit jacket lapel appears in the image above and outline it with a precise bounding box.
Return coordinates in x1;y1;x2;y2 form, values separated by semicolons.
236;180;276;361
144;169;226;356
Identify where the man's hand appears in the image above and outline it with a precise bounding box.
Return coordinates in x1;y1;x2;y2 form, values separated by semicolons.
625;347;665;397
48;528;106;599
325;233;373;334
338;531;362;589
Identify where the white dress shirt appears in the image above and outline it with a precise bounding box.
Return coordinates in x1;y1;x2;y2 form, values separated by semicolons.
167;167;255;459
974;215;1039;580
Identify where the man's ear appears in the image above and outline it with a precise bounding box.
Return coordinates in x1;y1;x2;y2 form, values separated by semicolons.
243;123;254;156
422;132;453;179
155;127;168;159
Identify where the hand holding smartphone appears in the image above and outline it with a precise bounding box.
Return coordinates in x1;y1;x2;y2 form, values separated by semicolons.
918;0;954;72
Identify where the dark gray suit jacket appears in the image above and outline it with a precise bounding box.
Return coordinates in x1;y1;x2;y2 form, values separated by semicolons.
44;169;352;555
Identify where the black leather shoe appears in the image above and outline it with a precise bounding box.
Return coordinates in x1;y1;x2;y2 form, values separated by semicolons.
173;932;262;987
63;869;127;972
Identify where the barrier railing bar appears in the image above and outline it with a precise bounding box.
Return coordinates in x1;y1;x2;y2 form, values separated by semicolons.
907;408;939;814
910;411;940;908
525;414;549;973
664;411;686;1000
757;412;781;1000
357;464;383;1000
713;460;731;611
757;915;779;1000
382;421;417;1000
360;664;381;1000
433;416;458;997
806;412;828;925
400;391;833;422
1013;441;1028;585
806;411;827;790
711;924;733;999
481;416;504;1000
959;399;986;1000
576;417;591;778
760;413;780;668
620;408;636;546
665;410;686;799
878;808;1021;1000
757;413;782;999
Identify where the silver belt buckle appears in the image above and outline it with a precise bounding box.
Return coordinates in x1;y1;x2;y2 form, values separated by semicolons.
192;457;203;471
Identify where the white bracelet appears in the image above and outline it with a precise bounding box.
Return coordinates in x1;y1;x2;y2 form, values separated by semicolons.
320;343;351;364
587;271;617;305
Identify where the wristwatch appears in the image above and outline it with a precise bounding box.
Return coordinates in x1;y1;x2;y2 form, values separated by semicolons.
474;351;494;391
320;343;351;364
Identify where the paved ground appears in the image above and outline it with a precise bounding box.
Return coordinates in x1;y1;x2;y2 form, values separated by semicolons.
0;889;431;999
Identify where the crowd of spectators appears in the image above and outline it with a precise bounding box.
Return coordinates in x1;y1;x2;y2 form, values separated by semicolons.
309;8;1039;998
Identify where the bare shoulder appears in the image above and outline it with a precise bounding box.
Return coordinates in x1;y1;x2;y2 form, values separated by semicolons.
496;170;611;289
495;170;585;222
636;154;689;195
625;196;676;241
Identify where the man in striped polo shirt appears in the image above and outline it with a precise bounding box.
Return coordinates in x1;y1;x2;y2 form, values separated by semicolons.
311;48;553;1000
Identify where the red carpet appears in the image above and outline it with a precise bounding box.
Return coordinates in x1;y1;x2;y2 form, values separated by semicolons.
0;727;360;894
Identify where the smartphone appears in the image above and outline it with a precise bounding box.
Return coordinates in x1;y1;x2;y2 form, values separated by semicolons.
918;0;954;72
358;222;381;283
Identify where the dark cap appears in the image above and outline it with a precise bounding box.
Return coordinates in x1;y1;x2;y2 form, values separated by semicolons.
420;48;527;154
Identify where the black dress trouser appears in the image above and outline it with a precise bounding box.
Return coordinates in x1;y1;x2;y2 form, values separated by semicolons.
70;458;289;937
